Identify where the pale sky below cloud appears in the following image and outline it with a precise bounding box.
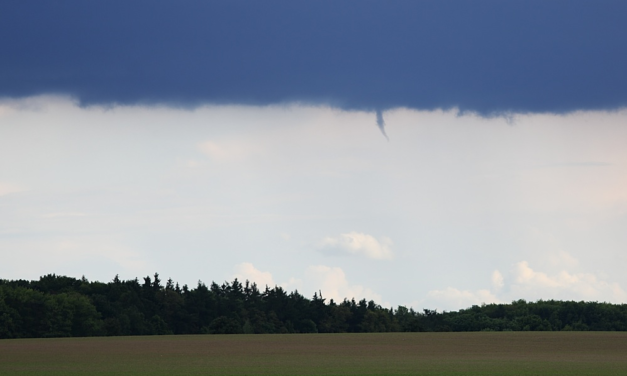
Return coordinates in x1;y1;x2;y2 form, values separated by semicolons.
320;232;394;260
233;262;276;289
304;265;385;305
1;96;627;310
231;262;384;305
424;258;627;312
0;183;21;197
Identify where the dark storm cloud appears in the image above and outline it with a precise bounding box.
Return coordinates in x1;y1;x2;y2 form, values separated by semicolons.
1;1;626;114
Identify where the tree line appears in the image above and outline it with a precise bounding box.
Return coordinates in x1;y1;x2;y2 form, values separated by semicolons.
1;273;627;338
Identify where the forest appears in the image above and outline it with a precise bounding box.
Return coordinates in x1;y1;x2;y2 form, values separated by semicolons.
2;273;627;338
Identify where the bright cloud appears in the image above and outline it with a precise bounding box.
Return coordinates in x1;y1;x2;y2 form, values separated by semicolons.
305;265;384;304
230;263;383;304
491;270;504;291
425;288;500;311
510;261;627;302
0;183;22;196
232;262;276;288
425;260;627;311
320;232;393;260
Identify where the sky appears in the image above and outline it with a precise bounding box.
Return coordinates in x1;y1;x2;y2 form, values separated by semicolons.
1;1;627;311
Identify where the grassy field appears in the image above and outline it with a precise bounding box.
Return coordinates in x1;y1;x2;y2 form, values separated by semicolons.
1;332;626;375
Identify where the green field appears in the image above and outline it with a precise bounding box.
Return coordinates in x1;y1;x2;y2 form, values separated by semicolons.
1;332;626;375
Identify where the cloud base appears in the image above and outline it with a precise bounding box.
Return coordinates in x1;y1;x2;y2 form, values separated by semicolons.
1;1;626;114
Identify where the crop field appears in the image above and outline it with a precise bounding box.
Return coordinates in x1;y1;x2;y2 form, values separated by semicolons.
1;332;627;375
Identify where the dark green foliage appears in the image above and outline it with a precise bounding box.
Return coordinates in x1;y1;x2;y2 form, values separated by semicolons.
441;300;627;332
205;316;243;334
2;275;627;339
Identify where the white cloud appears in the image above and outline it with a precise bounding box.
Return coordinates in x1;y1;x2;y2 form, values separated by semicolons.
0;183;22;196
229;263;384;304
232;262;276;288
510;261;627;302
492;270;504;291
280;277;303;293
425;288;500;311
424;261;627;311
320;232;393;260
305;265;384;303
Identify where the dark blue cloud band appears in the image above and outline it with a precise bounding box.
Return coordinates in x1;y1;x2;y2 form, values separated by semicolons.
1;1;626;114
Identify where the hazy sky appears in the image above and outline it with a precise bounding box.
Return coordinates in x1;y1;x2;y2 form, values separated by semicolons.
1;1;626;311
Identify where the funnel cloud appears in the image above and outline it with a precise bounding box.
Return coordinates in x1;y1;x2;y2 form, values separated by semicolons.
376;110;388;140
